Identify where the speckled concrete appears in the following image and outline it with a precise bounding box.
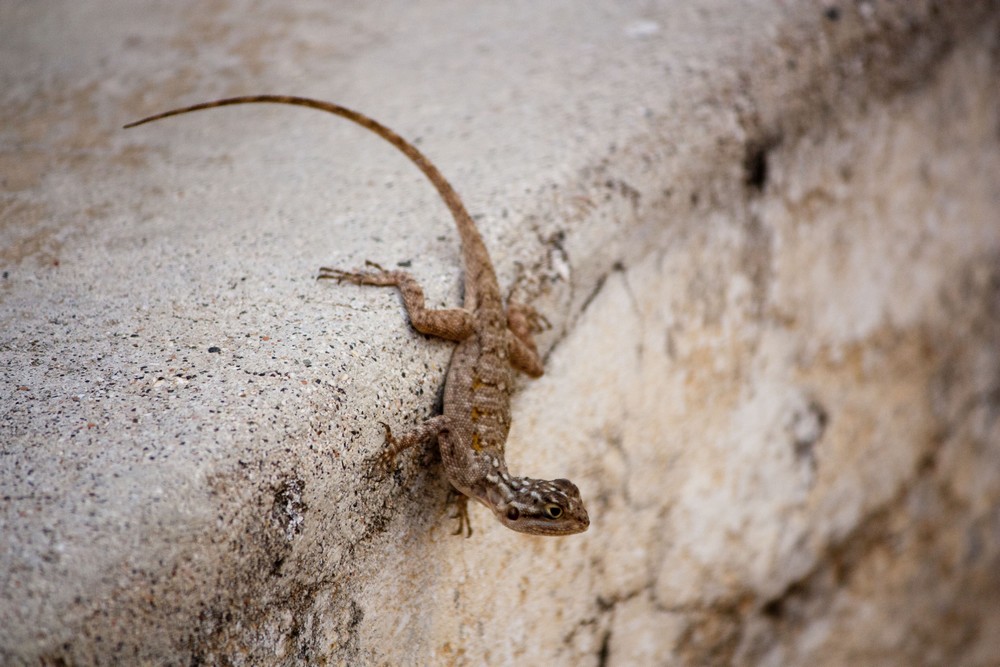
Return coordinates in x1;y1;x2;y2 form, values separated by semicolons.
2;1;999;664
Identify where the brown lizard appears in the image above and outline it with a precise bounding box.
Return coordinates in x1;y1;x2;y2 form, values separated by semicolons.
124;96;589;536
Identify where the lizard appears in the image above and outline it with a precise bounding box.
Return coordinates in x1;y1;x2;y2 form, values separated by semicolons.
124;95;590;537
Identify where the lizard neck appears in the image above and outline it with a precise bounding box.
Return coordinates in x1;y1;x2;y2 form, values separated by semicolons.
472;468;517;509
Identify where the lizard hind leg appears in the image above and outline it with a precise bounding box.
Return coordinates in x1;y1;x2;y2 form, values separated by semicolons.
319;263;475;341
506;300;547;378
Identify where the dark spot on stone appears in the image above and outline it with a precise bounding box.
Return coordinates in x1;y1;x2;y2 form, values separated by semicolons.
744;140;771;192
790;399;828;462
824;6;841;21
763;596;784;618
271;478;307;541
597;629;611;667
208;346;221;353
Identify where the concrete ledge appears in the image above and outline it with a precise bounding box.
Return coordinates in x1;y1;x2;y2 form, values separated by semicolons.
2;1;999;664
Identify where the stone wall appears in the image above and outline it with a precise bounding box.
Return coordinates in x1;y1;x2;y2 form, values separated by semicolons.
2;1;998;664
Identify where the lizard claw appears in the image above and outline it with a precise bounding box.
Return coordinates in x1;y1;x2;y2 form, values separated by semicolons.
446;489;473;537
525;308;551;334
317;266;349;283
317;266;365;283
368;422;400;477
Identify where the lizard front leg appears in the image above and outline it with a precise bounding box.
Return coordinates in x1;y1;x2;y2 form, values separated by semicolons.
371;415;449;475
319;262;475;341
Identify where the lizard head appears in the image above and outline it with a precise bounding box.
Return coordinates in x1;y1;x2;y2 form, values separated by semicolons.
486;476;589;536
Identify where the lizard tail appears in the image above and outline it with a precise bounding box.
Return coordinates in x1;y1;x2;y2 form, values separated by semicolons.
124;95;493;300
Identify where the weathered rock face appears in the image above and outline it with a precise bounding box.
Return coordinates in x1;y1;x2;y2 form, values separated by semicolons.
601;39;1000;667
2;1;998;665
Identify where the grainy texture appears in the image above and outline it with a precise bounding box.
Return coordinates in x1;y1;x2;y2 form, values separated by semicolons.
2;1;999;665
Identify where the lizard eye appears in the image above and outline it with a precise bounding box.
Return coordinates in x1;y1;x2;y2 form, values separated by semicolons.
506;507;520;521
543;504;563;520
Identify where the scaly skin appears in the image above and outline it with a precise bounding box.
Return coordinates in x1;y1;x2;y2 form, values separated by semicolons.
125;96;589;536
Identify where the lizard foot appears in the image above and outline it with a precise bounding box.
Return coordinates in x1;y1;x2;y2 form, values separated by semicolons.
365;416;446;479
525;307;551;333
446;488;473;538
368;421;399;477
318;260;396;286
507;300;551;334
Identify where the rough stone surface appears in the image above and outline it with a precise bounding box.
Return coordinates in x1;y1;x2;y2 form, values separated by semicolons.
2;1;999;664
